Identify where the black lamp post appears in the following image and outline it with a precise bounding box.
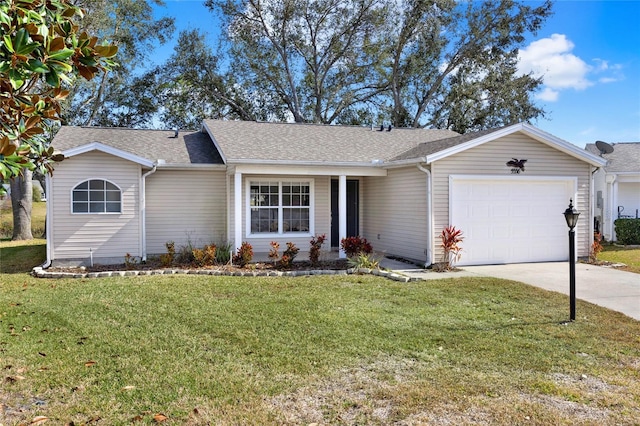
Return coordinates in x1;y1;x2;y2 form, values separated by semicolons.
563;199;580;321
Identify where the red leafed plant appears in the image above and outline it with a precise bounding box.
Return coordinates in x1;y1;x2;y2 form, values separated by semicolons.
440;226;464;270
279;242;300;269
340;236;373;258
309;234;326;265
232;242;253;267
268;241;280;263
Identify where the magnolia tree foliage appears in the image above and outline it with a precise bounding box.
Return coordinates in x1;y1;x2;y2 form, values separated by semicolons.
0;0;117;184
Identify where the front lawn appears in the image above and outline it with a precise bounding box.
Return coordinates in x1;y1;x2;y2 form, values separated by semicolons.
1;273;639;425
599;245;640;274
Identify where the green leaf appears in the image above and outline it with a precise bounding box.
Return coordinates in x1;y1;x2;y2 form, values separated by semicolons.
3;34;14;53
8;69;25;90
48;59;73;73
26;59;49;73
45;70;60;87
47;48;74;61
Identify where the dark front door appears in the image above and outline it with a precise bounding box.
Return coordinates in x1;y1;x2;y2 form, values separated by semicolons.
331;179;359;247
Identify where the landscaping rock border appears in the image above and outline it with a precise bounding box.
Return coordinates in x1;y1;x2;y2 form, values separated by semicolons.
31;266;420;283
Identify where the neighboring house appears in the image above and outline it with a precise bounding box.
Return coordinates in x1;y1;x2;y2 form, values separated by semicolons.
586;142;640;242
45;121;605;267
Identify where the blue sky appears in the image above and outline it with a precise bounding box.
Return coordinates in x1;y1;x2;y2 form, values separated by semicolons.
152;0;640;148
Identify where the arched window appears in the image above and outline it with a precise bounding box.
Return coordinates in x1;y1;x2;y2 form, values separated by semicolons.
72;179;121;213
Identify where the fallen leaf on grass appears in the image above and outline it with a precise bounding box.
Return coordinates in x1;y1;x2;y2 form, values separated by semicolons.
30;416;49;425
153;413;168;422
38;352;46;357
121;385;136;390
84;360;96;367
131;415;144;422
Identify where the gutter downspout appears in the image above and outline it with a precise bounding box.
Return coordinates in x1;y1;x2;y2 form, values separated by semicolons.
590;167;599;241
40;173;53;269
605;173;617;241
140;164;157;261
417;163;433;267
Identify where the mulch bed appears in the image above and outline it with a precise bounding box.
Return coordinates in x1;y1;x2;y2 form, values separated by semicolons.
47;259;351;274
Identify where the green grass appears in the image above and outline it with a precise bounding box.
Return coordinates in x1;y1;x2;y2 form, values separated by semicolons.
0;199;47;240
599;245;640;274
0;238;47;273
1;272;639;425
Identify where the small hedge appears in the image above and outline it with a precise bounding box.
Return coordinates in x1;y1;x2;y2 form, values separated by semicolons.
614;218;640;245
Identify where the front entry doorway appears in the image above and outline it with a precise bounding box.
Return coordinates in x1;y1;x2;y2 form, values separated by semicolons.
331;179;359;247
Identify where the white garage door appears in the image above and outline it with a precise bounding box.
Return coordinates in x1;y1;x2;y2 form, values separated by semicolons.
450;176;576;266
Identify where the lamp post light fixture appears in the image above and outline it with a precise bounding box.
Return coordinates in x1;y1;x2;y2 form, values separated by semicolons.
563;199;580;321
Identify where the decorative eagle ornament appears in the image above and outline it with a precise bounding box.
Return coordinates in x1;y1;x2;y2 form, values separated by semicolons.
506;158;527;173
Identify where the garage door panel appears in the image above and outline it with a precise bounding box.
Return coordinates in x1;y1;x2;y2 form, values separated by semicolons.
451;177;573;265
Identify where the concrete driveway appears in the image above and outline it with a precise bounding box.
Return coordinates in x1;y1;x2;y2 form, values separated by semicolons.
381;259;640;321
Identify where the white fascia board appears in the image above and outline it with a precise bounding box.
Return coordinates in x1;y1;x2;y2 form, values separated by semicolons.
425;123;607;167
62;142;155;168
155;163;227;170
201;122;227;164
383;158;424;168
233;163;387;177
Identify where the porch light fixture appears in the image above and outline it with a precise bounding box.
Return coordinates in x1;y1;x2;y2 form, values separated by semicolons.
563;199;580;321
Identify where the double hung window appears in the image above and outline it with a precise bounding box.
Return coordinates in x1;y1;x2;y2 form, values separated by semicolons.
249;181;311;234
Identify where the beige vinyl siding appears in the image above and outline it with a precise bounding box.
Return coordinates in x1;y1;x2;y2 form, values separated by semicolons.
431;132;592;260
50;151;140;261
145;169;227;254
362;167;428;262
236;175;331;254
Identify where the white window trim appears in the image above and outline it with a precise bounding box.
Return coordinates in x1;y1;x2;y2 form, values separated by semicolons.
245;179;315;238
70;178;123;215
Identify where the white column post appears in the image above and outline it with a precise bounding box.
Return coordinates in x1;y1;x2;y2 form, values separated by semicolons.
234;171;242;253
339;175;347;259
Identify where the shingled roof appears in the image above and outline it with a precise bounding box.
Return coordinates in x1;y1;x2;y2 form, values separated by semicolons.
202;120;459;164
585;142;640;173
389;127;500;161
53;126;224;165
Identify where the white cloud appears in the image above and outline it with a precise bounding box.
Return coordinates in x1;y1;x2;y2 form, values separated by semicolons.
517;34;625;102
518;34;592;94
535;87;559;102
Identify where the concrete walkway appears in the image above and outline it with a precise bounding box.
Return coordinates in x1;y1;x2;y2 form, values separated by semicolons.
379;258;640;321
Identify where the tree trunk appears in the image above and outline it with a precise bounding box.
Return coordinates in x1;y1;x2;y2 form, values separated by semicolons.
10;170;34;241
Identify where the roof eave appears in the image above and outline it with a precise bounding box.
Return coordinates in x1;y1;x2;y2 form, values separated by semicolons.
62;142;155;168
227;158;383;168
424;123;607;167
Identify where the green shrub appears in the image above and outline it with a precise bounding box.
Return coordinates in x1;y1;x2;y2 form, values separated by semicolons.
32;187;43;202
347;252;380;270
614;218;640;245
215;242;232;264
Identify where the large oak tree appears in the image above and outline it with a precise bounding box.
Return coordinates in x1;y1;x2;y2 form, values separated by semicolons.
204;0;552;129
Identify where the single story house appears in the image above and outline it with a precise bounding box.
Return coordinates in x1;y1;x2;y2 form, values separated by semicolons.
44;120;606;267
586;141;640;241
